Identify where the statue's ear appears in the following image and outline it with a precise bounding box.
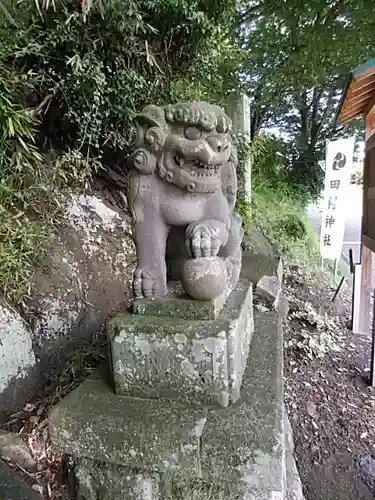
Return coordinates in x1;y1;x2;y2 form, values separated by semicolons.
136;105;166;128
127;148;157;175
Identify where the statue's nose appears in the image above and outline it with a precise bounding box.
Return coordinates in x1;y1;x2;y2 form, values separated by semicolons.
207;135;228;153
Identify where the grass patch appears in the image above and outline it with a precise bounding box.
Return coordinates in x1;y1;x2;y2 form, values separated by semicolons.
244;134;345;281
0;78;96;304
252;182;320;270
0;69;49;303
251;182;349;285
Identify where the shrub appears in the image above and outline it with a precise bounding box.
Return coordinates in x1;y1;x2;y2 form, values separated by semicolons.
0;0;240;303
250;133;320;267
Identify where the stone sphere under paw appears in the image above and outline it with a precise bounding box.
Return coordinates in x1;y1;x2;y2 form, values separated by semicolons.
181;257;227;300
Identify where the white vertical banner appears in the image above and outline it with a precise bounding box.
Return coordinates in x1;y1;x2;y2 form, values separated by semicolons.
320;137;355;260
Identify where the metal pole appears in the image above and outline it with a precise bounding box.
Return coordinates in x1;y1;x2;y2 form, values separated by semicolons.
334;259;338;280
349;248;355;274
331;276;346;303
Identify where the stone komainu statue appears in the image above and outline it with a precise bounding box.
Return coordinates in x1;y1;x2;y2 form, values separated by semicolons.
127;101;243;300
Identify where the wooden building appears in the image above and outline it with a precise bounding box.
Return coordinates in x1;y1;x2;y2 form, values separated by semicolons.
335;58;375;380
336;58;375;252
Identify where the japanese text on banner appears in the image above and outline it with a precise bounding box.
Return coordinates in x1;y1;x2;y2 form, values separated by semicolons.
319;137;355;261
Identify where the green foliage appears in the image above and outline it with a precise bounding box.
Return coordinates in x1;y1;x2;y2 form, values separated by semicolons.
351;163;363;185
240;0;374;199
0;75;97;303
5;0;238;157
235;132;318;265
249;133;320;268
0;48;98;302
170;27;243;105
0;0;240;303
0;63;47;302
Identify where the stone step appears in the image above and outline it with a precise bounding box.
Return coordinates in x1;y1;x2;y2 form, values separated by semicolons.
49;295;292;499
284;414;305;500
0;460;42;500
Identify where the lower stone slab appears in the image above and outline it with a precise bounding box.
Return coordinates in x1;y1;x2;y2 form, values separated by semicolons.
108;277;253;408
70;458;245;500
0;460;42;500
284;415;305;500
70;458;161;500
49;373;207;472
49;301;286;499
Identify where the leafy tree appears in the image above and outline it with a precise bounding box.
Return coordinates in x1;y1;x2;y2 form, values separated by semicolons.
239;0;375;198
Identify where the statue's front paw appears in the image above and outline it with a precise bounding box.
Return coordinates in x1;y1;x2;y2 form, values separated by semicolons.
133;267;167;299
185;223;220;258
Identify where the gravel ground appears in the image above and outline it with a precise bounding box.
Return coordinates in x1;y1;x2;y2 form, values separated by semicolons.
283;265;375;500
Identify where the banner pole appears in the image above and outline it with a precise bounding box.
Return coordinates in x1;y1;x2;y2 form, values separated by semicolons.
334;258;338;280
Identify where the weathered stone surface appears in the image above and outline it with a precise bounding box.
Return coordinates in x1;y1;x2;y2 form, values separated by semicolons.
0;303;41;421
132;281;231;320
49;298;286;500
49;372;207;472
0;189;137;420
109;278;253;407
356;454;375;493
127;102;243;301
242;227;279;259
28;190;136;360
72;458;161;500
201;305;285;499
241;252;283;287
180;257;228;301
256;275;282;309
228;93;251;203
0;306;36;395
284;415;304;500
0;431;36;471
71;461;235;500
0;459;42;499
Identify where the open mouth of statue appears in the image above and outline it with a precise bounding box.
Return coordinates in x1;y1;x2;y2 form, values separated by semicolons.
173;155;221;178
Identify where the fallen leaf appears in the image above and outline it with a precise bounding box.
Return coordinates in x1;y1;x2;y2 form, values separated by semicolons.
306;402;318;418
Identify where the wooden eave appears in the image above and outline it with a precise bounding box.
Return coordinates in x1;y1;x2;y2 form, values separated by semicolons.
336;58;375;125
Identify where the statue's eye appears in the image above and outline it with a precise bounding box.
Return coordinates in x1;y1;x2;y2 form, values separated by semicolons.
184;126;202;140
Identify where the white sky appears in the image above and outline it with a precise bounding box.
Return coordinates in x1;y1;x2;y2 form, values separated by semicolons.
263;125;365;164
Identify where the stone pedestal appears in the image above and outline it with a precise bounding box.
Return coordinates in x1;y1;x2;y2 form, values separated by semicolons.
49;298;287;500
48;256;302;499
109;278;253;407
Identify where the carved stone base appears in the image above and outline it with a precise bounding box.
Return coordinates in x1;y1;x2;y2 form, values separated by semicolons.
109;278;253;408
132;280;232;321
49;298;288;500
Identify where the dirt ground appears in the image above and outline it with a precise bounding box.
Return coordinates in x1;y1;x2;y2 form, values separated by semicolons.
283;265;375;500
